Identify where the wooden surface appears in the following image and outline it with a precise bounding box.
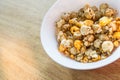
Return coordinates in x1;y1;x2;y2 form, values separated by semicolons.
0;0;120;80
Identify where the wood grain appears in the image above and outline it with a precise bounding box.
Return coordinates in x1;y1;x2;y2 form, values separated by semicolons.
0;0;119;80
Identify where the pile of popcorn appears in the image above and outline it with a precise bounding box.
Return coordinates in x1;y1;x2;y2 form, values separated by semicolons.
56;3;120;63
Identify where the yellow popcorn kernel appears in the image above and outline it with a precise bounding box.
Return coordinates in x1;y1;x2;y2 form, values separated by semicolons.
70;54;75;59
69;19;74;24
118;27;120;32
64;51;70;56
69;18;83;27
84;20;94;26
92;55;101;62
92;58;98;62
75;22;81;27
116;21;120;25
114;41;119;47
98;55;101;60
69;18;77;24
70;26;80;34
76;21;85;27
113;32;120;39
59;44;66;52
74;40;83;50
83;56;89;62
116;21;120;31
116;17;120;21
99;17;112;27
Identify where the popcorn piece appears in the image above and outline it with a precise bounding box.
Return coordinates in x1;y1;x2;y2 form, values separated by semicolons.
92;24;102;33
82;56;89;63
101;54;107;59
84;6;95;19
61;39;73;48
73;31;81;38
75;56;83;61
84;41;91;47
57;31;66;41
69;18;77;24
105;8;116;17
114;41;119;47
70;47;77;55
87;35;94;42
70;26;80;34
102;41;114;52
99;17;112;26
94;39;102;48
80;46;86;54
113;32;120;39
84;20;94;26
80;25;93;35
61;13;70;21
59;44;66;52
70;54;75;59
85;49;93;56
99;34;109;40
57;19;65;28
85;49;98;58
109;21;117;31
74;40;83;50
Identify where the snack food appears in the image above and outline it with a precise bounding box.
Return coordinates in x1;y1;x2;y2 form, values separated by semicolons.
56;3;120;63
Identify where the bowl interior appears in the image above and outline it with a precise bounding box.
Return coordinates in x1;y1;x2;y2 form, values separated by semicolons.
41;0;120;70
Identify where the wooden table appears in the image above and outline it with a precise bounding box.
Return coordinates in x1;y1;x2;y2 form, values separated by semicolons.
0;0;120;80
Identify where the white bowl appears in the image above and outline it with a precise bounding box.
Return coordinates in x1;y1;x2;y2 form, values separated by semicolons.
41;0;120;70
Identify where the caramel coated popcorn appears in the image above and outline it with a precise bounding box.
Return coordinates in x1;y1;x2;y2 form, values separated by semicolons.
56;3;120;63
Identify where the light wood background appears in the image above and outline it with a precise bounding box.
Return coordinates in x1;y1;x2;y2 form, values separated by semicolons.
0;0;120;80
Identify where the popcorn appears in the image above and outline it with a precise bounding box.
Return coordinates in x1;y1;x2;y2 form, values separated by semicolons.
74;40;83;50
113;32;120;39
80;25;93;35
70;26;80;34
84;20;94;26
57;19;65;28
102;41;114;52
56;3;120;63
99;17;112;26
